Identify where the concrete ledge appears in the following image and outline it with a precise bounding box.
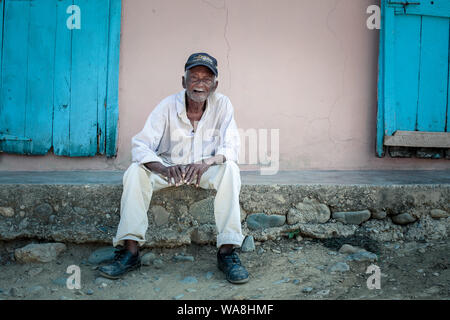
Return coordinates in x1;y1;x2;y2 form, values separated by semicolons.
0;170;449;247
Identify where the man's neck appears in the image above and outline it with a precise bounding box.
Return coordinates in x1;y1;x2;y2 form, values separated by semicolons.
186;94;206;114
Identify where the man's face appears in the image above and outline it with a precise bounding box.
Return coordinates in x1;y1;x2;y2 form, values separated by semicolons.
183;66;218;104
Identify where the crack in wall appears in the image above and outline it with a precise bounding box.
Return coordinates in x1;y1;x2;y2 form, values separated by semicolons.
201;0;231;90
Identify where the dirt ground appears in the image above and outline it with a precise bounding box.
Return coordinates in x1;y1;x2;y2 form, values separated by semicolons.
0;236;448;300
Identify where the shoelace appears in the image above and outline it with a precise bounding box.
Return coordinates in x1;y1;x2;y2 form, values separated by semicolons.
222;250;241;265
113;248;128;261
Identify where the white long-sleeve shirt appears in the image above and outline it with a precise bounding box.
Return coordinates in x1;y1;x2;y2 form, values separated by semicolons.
131;90;240;167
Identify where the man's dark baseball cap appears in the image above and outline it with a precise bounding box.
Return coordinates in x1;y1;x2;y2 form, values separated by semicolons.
185;53;218;76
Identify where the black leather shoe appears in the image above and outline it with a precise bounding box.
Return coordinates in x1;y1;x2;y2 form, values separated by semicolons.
217;249;249;284
98;247;141;279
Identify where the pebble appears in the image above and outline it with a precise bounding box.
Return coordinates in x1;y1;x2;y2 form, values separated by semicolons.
9;287;23;297
392;213;416;225
186;288;197;293
173;254;195;262
205;271;214;280
85;289;94;295
180;276;198;284
241;236;256;252
346;251;378;263
292;279;300;285
153;259;164;269
272;249;282;254
339;244;364;254
154;287;161;293
302;287;313;293
232;295;246;300
433;272;439;277
257;247;265;255
246;213;286;230
328;262;350;273
52;277;68;287
141;252;157;266
273;278;290;284
95;277;114;286
173;294;184;300
15;243;67;263
27;285;44;295
316;289;330;296
417;269;424;273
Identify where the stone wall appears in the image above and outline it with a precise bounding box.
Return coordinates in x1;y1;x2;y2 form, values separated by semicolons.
0;184;449;247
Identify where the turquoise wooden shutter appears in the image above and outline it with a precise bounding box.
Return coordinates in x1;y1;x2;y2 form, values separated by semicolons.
377;0;450;157
0;0;121;157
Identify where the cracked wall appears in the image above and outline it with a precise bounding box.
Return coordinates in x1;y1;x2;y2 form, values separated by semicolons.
1;0;449;171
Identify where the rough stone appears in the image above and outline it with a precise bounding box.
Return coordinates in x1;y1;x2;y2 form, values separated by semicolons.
151;205;170;226
15;243;66;263
189;197;215;224
372;210;387;220
430;209;449;219
332;210;371;225
392;213;416;225
27;285;44;295
404;216;448;241
328;262;350;273
287;198;330;224
302;287;313;293
247;213;286;230
296;222;357;239
94;277;113;286
141;252;157;266
346;251;378;263
241;235;255;252
153;259;164;269
190;224;216;244
0;207;14;217
33;203;54;222
360;218;405;242
338;244;364;254
88;247;116;264
173;254;195;263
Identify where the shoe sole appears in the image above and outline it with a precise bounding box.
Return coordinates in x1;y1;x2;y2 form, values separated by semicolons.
218;264;249;284
227;277;249;284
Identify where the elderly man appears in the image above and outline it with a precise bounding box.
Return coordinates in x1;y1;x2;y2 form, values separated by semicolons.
99;53;249;284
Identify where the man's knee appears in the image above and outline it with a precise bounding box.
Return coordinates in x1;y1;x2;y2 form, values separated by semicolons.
222;160;239;173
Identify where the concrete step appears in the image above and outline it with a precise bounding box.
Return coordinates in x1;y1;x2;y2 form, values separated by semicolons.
0;170;449;248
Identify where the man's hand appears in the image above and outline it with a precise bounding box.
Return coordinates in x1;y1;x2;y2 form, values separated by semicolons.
144;162;186;186
184;162;211;188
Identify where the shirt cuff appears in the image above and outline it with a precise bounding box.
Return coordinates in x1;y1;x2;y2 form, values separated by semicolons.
137;153;165;166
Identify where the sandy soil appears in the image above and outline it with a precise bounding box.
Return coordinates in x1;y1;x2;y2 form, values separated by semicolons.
0;236;448;300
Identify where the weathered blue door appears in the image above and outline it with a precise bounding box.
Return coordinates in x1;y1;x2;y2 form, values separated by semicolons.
0;0;121;157
377;0;450;157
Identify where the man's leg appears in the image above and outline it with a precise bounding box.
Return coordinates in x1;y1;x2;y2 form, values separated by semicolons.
198;160;249;284
99;163;168;279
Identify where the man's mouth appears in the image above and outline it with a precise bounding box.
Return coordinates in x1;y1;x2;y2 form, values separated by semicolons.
193;88;205;93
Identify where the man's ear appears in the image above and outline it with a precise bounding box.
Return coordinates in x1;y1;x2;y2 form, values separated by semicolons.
213;80;219;91
182;76;186;89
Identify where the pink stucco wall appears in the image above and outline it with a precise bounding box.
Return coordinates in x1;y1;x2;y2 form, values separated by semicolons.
1;0;449;171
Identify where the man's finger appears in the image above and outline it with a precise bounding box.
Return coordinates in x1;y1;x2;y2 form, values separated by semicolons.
185;165;196;184
180;165;186;182
172;166;183;186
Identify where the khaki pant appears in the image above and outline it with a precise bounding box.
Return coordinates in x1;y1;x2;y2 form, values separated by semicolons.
112;161;244;248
